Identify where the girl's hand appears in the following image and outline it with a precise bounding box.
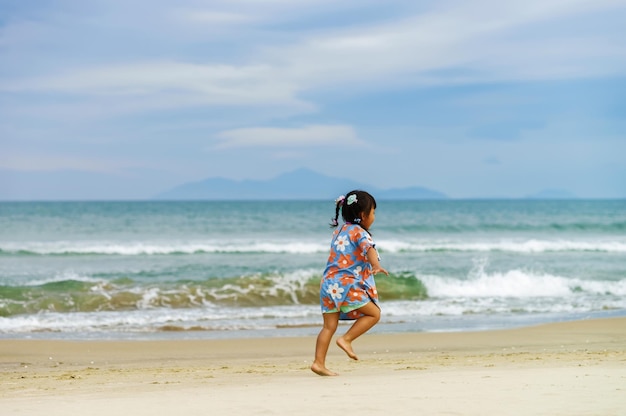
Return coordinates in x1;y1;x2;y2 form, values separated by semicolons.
366;247;388;276
372;266;389;276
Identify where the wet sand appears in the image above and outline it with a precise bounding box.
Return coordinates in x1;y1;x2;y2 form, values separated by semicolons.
2;317;625;416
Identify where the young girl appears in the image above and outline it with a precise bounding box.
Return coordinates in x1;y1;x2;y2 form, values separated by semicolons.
311;190;389;376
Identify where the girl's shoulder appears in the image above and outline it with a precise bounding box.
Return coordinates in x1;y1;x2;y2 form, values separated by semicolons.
345;223;370;238
343;223;359;232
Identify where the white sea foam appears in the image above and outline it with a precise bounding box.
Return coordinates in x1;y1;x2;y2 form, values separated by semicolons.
0;240;328;255
19;271;105;287
2;271;625;335
3;238;626;255
2;294;624;337
420;270;626;298
0;305;321;335
378;239;626;253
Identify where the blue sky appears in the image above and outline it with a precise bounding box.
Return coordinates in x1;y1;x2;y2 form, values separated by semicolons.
1;0;625;200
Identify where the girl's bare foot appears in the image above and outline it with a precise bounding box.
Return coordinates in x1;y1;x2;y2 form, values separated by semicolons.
311;362;338;376
336;337;358;360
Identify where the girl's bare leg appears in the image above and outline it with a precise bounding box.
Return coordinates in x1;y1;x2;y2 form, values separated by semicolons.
336;302;380;361
311;312;339;376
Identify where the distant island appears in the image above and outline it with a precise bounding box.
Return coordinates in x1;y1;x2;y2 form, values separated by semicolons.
154;168;448;200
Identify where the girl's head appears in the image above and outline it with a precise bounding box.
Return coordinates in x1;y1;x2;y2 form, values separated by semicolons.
331;190;377;231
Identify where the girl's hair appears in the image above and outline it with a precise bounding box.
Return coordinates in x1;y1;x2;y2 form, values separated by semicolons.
330;190;377;231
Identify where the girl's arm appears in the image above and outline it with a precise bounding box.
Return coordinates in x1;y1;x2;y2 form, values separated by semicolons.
367;247;389;276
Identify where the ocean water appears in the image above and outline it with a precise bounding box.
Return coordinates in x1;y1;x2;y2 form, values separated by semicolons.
0;200;624;340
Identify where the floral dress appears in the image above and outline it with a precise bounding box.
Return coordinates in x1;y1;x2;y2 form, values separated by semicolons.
320;223;380;320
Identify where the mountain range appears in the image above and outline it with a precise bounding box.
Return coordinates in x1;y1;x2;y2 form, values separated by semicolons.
155;168;448;200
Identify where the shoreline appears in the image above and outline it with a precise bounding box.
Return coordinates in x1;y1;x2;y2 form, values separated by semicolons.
4;308;625;342
2;316;625;415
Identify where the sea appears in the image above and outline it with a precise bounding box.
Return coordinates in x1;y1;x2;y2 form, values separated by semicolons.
0;200;624;340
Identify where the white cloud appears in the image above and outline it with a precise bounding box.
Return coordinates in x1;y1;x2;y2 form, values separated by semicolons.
178;10;255;24
4;62;284;99
2;0;624;117
213;124;362;148
273;0;626;88
0;153;135;174
0;61;316;121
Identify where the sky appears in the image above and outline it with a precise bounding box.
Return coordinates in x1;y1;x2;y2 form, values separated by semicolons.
1;0;625;200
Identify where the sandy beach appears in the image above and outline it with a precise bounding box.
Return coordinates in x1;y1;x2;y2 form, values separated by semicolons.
1;317;625;416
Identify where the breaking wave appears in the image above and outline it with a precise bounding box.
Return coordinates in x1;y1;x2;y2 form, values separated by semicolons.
2;238;625;256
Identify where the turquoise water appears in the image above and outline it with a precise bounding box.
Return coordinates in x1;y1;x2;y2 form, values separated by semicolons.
0;200;624;339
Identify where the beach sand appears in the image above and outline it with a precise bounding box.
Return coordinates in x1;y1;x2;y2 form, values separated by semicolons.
1;317;625;416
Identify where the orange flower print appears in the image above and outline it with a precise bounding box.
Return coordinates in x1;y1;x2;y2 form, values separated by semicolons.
322;297;335;310
367;286;378;299
348;288;364;302
347;310;361;319
348;227;362;241
355;248;368;263
337;253;353;269
340;274;354;286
